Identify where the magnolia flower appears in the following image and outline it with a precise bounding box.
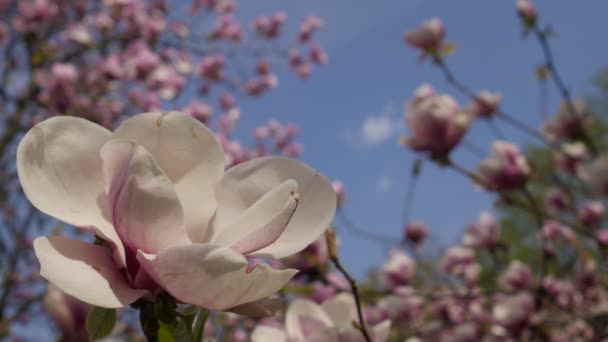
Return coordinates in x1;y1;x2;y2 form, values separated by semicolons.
402;87;471;159
498;260;533;292
251;293;391;342
379;249;415;289
582;154;608;195
44;285;90;341
474;141;530;191
18;112;336;313
332;180;346;207
470;91;501;118
542;99;588;142
579;201;604;227
441;246;480;284
403;17;445;52
492;292;534;334
554;142;587;174
544;187;570;213
404;220;428;247
463;212;499;249
516;0;537;25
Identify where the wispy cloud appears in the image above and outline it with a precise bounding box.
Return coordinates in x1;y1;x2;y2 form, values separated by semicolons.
376;175;393;194
360;103;400;145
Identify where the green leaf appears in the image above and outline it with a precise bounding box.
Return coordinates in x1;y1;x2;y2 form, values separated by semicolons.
171;319;194;342
86;307;117;341
157;321;175;342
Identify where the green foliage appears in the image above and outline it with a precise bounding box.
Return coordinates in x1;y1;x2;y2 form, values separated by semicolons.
85;307;116;341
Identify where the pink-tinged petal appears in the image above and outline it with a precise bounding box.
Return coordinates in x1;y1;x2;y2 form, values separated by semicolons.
209;179;298;254
285;299;333;340
100;140;189;253
228;297;283;318
136;244;297;310
251;326;287;342
112;112;225;242
321;293;358;328
211;157;336;259
34;237;147;308
17;116;126;267
371;320;391;342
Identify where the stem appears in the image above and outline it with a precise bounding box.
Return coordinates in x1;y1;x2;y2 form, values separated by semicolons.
337;209;397;247
192;309;209;342
532;26;598;155
325;230;372;342
435;60;550;145
402;159;422;225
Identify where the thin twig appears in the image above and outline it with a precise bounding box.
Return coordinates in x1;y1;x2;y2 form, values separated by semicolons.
337;209;397;247
325;229;372;342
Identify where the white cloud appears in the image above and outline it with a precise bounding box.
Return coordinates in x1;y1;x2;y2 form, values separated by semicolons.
360;103;400;145
376;175;393;194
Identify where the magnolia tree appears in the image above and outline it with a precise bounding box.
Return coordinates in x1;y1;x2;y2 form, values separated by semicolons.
5;0;608;341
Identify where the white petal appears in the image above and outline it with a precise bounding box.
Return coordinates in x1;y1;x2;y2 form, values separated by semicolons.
251;326;288;342
112;112;225;242
17;116;125;266
137;244;297;310
229;297;284;318
100;140;189;253
371;320;392;342
285;299;333;341
34;236;147;308
321;293;358;328
211;157;336;259
209;179;298;254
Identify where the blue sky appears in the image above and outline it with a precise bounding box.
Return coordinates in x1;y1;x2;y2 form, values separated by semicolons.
229;1;608;277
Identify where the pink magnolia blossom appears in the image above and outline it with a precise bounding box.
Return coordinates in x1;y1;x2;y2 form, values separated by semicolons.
516;0;537;24
251;293;391;342
474;141;530;191
463;212;500;249
332;180;347;207
579;201;605;227
470;91;501;118
379;249;415;289
43;285;90;341
441;246;480;284
18;112;336;314
555;142;587;174
402;86;471;159
492;292;535;335
541;221;575;243
498;260;533;292
544;187;571;214
298;16;324;43
542;99;589;142
403;17;445;52
404;220;428;247
582;154;608;195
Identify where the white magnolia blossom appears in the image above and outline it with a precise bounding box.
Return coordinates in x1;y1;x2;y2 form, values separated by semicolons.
17;111;336;314
251;293;391;342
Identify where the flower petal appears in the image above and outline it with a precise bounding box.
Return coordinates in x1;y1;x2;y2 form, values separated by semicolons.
371;320;391;342
209;179;298;254
285;299;333;340
34;236;147;308
17;116;125;266
228;297;284;318
251;326;287;342
211;157;336;259
136;244;297;310
112;112;225;242
321;293;358;328
100;140;189;253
